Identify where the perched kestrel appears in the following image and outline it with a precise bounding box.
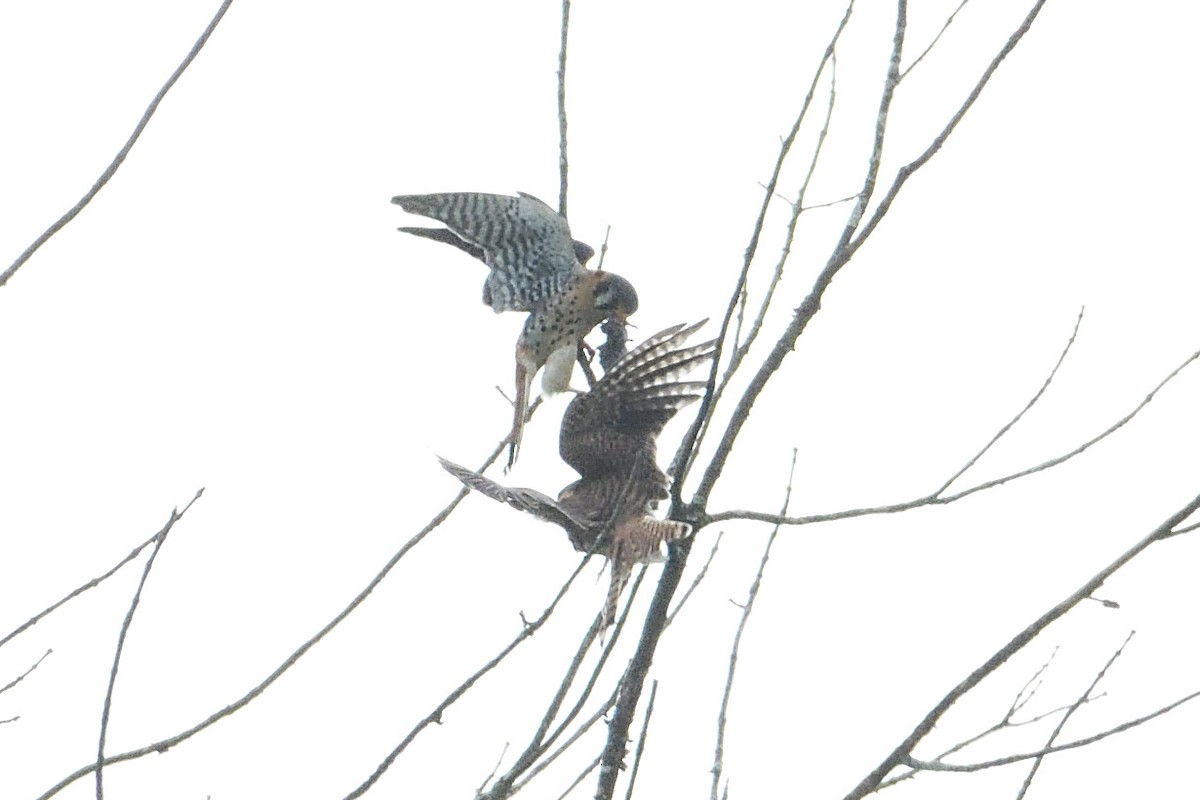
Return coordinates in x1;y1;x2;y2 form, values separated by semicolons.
392;191;639;468
439;321;715;625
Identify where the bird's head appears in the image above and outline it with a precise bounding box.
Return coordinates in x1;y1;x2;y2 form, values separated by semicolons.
592;272;639;321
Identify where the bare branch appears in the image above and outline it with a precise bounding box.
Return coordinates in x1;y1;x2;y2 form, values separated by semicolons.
899;0;969;80
902;684;1200;774
1;0;234;288
511;687;618;794
95;495;193;799
623;679;660;800
843;489;1200;800
707;341;1200;528
342;556;594;800
38;441;508;800
668;0;856;485
695;48;843;470
687;0;906;508
556;0;572;217
665;530;724;626
2;491;206;651
477;570;645;799
711;451;797;800
1015;631;1135;799
0;648;52;697
937;307;1084;494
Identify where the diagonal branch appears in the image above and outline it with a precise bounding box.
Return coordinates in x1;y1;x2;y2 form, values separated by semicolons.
668;0;857;485
710;451;797;800
95;492;199;799
1;493;205;651
1;0;234;288
37;441;508;800
706;341;1200;528
843;489;1200;800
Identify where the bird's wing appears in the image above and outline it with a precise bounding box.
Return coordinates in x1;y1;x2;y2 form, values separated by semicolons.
392;192;581;312
562;320;716;449
437;456;592;533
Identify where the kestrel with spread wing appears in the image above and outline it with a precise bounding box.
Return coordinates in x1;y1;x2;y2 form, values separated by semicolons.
392;191;639;468
439;320;714;625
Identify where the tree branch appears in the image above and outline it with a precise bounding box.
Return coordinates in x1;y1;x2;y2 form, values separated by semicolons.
0;0;234;288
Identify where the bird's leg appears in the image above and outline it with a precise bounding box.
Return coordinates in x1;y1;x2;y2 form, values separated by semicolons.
506;362;533;471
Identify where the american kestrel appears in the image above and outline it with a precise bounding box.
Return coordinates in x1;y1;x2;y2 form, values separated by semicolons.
392;191;639;469
439;321;715;625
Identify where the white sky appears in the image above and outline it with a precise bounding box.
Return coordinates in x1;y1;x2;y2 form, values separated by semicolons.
2;1;1199;799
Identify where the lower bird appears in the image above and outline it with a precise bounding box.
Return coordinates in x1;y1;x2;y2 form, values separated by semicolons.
392;191;638;468
440;320;714;626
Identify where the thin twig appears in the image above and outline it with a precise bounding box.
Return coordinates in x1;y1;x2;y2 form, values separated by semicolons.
95;492;199;799
902;684;1200;774
622;679;660;800
707;342;1200;528
556;0;571;217
711;451;797;800
844;488;1200;800
668;0;856;487
699;47;842;462
1;526;177;651
1;0;234;288
899;0;969;80
665;530;724;626
687;0;907;510
1015;632;1135;799
511;687;618;794
343;556;595;800
0;649;52;696
552;755;601;800
475;743;511;798
38;441;508;800
938;308;1084;494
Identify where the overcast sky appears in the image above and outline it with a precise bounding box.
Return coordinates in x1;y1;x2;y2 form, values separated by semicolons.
2;2;1199;799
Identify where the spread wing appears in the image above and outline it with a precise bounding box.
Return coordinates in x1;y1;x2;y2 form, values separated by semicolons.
392;192;583;312
560;320;715;478
398;225;596;269
437;456;592;536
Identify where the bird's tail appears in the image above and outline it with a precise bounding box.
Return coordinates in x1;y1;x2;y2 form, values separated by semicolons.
602;516;693;627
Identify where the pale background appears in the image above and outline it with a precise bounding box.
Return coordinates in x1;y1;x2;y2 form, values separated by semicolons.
2;1;1199;798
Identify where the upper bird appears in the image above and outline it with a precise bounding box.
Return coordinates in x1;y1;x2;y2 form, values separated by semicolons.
392;191;639;468
439;320;714;625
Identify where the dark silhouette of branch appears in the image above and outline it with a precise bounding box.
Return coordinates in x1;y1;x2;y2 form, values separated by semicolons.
844;489;1200;800
707;340;1200;527
1015;631;1135;799
710;451;797;800
622;679;659;800
0;0;233;289
95;492;198;799
556;0;572;217
37;441;507;800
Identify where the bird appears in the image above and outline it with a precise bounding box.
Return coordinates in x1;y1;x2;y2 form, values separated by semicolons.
439;320;714;626
392;191;639;469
